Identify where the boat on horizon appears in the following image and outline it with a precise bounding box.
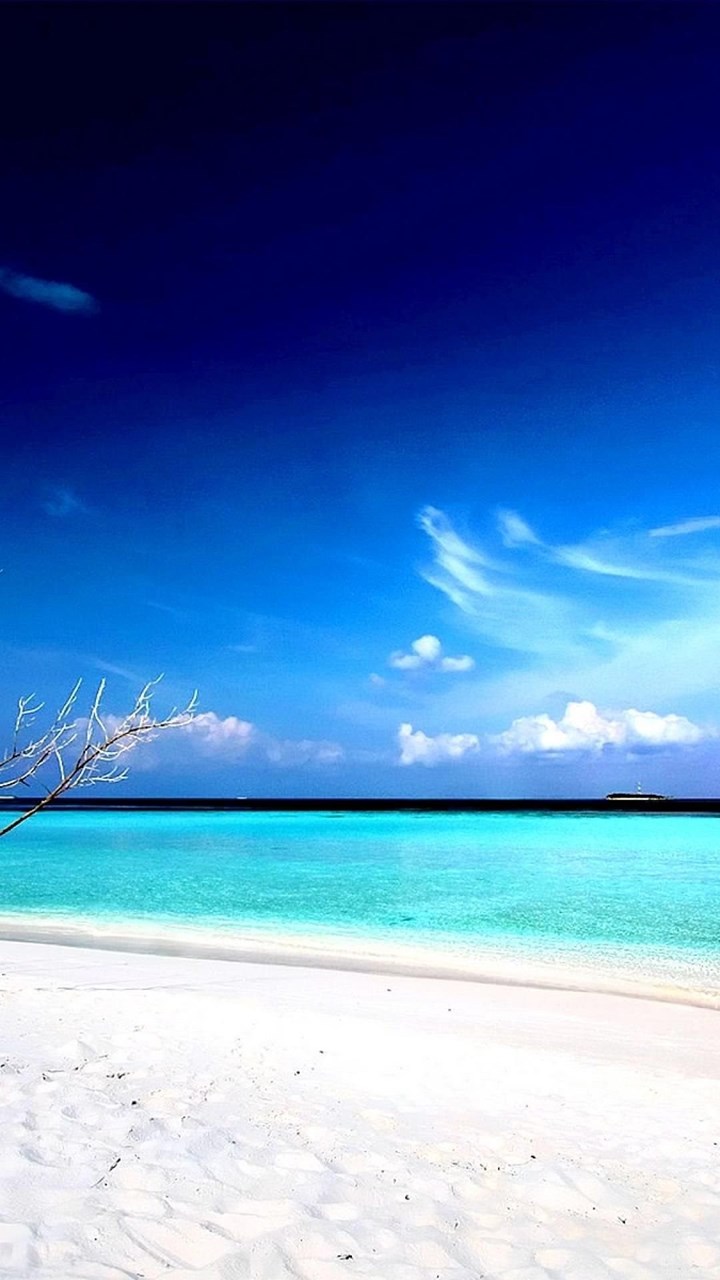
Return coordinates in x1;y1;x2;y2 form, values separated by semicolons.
606;789;669;802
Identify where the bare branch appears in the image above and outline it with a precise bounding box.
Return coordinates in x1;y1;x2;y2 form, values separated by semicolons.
0;677;198;838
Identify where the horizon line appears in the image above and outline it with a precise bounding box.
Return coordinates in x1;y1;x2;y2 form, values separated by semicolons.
2;797;720;814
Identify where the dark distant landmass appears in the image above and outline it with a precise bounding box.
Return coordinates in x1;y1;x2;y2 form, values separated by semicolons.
2;797;720;814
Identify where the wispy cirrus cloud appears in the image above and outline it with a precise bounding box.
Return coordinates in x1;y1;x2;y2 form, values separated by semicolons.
649;515;720;538
550;542;708;586
412;503;720;727
42;487;88;518
419;503;720;653
496;508;540;548
417;506;496;610
0;266;97;315
417;504;580;658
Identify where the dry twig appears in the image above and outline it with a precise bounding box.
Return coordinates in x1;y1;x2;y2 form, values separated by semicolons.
0;677;197;837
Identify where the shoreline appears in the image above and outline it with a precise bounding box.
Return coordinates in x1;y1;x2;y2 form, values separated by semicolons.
1;910;718;1011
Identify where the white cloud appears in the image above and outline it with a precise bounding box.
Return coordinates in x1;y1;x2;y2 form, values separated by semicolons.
332;504;720;756
422;572;474;614
417;506;495;568
389;651;424;670
439;654;475;672
649;516;720;538
188;712;255;756
497;508;540;547
412;634;442;661
264;738;344;765
494;700;708;756
184;712;343;765
420;506;581;658
0;267;97;315
416;504;720;688
552;542;706;586
398;722;480;766
417;507;498;603
388;633;475;674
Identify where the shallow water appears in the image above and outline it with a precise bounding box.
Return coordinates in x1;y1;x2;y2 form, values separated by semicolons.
1;810;719;973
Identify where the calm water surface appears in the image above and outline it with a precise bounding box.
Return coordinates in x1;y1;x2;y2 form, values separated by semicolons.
1;811;719;970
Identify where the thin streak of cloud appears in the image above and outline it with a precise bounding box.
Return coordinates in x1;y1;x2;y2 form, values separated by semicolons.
42;487;88;518
417;506;492;567
92;659;144;684
419;506;580;658
422;572;474;614
649;516;720;538
147;601;190;621
0;266;97;315
551;544;706;586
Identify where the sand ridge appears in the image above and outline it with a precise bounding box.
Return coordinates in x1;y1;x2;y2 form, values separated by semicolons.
0;939;718;1278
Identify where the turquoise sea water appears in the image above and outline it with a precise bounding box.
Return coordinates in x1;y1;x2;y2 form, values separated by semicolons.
1;811;719;979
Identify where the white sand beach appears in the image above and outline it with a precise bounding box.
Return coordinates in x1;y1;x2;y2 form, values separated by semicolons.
1;938;719;1280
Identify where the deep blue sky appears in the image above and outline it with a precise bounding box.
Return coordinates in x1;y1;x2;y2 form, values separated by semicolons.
3;2;720;796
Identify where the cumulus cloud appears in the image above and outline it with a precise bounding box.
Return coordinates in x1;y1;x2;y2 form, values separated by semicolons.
493;700;708;756
185;712;343;765
187;712;255;756
389;652;424;671
398;722;480;766
411;634;442;662
438;654;475;672
389;634;475;674
0;267;97;315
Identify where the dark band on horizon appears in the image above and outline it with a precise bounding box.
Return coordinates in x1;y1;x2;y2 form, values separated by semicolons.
2;798;720;814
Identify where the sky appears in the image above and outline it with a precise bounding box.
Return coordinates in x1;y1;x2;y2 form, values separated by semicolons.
3;2;720;797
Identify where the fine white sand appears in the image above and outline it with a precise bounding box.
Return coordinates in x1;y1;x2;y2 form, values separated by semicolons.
1;938;719;1279
1;913;718;1009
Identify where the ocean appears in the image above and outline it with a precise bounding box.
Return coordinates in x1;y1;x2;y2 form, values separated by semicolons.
1;809;719;995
